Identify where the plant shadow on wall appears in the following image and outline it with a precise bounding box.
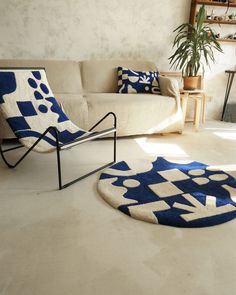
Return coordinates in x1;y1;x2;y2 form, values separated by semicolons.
169;5;223;90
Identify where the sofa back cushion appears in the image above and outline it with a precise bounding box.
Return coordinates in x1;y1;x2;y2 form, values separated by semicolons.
0;59;82;94
80;60;157;93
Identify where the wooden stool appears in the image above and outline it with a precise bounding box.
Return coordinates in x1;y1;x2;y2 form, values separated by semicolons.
180;89;206;130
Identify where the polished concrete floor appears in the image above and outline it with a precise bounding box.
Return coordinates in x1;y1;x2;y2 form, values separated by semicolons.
0;121;235;295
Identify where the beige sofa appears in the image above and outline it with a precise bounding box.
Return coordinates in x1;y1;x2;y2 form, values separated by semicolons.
0;59;183;138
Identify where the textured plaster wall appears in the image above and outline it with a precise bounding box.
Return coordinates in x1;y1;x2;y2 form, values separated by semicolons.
0;0;235;119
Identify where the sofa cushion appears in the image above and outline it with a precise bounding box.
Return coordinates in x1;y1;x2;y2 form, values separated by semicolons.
85;93;183;135
55;93;88;130
80;60;157;93
117;67;161;94
0;60;82;94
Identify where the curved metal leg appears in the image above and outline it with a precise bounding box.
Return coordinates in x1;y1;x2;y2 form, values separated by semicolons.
0;127;57;168
0;113;117;190
0;127;62;189
0;140;24;168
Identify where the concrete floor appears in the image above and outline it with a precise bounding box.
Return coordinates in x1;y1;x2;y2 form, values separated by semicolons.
0;121;235;295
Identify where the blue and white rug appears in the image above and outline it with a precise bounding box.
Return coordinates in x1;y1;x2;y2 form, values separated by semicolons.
98;157;236;227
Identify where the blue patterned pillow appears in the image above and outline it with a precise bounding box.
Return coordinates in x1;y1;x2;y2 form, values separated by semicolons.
117;67;161;95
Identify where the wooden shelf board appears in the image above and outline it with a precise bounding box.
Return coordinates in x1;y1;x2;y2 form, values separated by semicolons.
217;38;236;42
190;1;236;44
204;19;236;25
196;1;236;8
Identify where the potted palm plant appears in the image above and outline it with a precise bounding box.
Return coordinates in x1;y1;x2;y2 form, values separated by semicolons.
169;5;223;90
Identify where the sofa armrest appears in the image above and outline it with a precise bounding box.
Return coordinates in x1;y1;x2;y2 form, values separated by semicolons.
159;76;181;108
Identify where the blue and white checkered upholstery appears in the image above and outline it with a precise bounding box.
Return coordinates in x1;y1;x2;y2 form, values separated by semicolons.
0;69;89;153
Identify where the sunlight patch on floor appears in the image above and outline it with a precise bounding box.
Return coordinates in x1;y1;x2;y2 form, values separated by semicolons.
147;111;182;133
208;164;236;173
134;137;188;157
204;127;236;131
213;132;236;140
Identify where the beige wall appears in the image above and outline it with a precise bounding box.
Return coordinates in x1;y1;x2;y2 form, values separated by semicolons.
0;0;235;119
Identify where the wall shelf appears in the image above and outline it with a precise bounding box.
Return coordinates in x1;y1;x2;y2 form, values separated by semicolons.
217;38;236;42
196;1;236;8
190;0;236;44
204;19;236;25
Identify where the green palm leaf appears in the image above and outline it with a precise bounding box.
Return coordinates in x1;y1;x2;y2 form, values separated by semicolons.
169;5;223;77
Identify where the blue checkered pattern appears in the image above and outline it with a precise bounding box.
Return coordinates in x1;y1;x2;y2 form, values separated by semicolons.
0;69;87;152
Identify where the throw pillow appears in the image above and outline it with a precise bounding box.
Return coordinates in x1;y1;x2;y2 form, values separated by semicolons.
117;66;161;95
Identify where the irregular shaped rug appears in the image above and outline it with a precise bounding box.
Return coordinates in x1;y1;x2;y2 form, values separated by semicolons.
98;157;236;227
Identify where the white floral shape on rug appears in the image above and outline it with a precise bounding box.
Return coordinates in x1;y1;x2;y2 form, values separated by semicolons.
173;194;235;222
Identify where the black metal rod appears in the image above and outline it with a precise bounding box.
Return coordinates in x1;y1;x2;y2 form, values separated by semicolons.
0;67;46;70
61;161;115;189
221;72;235;121
0;113;117;190
0;126;57;168
221;74;231;121
89;112;117;131
225;74;234;106
113;114;117;163
0;142;15;168
59;127;115;149
60;110;116;189
89;111;117;163
58;127;116;190
114;131;117;163
1;144;24;153
53;129;62;190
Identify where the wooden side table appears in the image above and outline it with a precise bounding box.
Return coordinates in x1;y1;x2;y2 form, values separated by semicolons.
180;89;206;130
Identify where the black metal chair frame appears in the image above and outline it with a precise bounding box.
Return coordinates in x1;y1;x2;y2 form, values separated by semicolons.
0;112;117;190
